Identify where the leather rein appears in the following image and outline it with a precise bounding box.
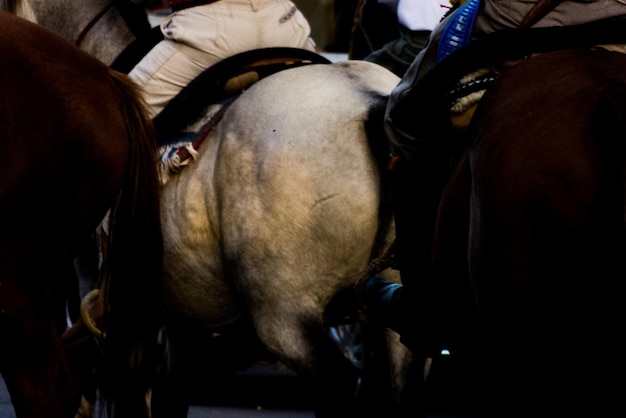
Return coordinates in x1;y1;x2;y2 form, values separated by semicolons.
4;0;115;48
75;1;115;48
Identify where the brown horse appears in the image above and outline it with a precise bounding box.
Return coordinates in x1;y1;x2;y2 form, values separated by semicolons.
0;12;162;418
433;47;626;417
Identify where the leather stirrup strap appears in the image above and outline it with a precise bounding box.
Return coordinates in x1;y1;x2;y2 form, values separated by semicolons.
519;0;566;29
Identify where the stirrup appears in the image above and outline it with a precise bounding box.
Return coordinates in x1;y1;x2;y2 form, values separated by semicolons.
362;275;404;335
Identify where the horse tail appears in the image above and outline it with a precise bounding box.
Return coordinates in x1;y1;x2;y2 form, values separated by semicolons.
364;93;395;257
99;69;163;418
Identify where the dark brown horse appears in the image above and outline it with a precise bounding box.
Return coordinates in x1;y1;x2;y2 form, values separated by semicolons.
434;47;626;417
0;12;162;418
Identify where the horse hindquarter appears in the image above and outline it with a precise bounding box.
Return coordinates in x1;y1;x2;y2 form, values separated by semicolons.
465;49;626;417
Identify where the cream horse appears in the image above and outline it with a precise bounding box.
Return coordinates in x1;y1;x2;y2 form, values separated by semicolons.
2;1;418;417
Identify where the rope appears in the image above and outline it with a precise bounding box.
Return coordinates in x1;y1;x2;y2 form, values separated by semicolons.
353;240;397;309
349;0;374;59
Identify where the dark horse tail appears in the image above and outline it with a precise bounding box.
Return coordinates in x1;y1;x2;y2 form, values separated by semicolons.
99;70;163;418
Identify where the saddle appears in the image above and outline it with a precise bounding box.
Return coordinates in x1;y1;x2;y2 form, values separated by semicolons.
152;47;331;143
152;47;331;183
429;17;626;133
110;29;331;181
110;26;330;143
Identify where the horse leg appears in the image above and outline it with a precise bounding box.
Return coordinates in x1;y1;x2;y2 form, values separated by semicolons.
0;273;81;418
430;151;482;416
330;284;424;418
65;232;105;410
291;324;362;417
248;300;369;418
150;326;191;418
152;322;261;418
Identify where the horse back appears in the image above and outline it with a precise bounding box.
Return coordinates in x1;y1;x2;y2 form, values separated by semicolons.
463;48;626;416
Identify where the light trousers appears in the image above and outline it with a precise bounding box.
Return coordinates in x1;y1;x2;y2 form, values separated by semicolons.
130;0;316;118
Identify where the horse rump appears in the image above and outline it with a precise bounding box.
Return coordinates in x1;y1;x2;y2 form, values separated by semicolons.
460;47;626;417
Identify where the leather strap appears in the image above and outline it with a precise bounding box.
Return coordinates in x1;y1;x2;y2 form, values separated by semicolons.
519;0;566;29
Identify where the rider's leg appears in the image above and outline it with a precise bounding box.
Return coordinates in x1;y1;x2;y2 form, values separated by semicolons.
365;151;448;357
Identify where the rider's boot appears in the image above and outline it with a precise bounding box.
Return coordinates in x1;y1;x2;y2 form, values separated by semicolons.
364;151;448;357
363;275;403;333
